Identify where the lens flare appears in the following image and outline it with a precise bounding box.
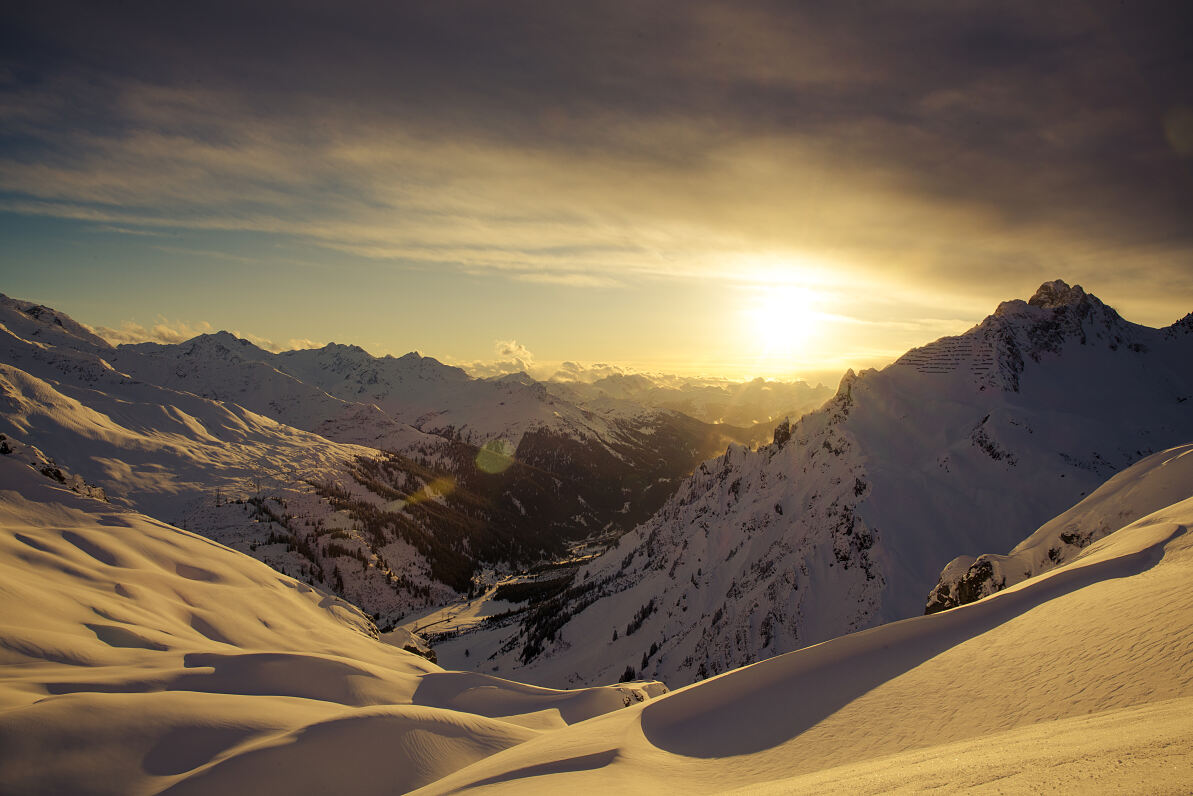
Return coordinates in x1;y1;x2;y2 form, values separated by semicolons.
476;438;515;474
406;476;456;505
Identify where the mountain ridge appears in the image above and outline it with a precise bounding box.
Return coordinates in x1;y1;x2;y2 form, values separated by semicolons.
423;280;1193;687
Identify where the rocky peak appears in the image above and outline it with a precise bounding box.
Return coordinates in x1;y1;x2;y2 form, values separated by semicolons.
320;342;369;357
189;331;246;355
1167;312;1193;336
1027;279;1088;309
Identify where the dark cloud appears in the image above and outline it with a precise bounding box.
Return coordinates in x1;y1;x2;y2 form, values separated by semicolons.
2;1;1192;306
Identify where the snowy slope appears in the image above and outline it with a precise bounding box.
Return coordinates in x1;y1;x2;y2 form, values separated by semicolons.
0;293;765;627
433;281;1193;687
3;333;1192;794
107;331;763;536
0;292;112;351
109;334;435;452
417;462;1193;794
0;300;471;618
927;442;1193;611
0;458;663;796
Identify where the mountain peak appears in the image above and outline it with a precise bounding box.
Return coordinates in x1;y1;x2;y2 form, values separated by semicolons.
1027;280;1088;309
190;331;251;350
319;342;369;357
198;330;241;344
0;293;113;350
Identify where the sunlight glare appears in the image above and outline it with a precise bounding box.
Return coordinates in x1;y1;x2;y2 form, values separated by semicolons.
745;284;820;361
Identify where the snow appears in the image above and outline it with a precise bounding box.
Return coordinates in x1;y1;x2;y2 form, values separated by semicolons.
3;292;760;625
447;281;1193;687
929;442;1193;610
417;463;1193;793
0;457;663;795
1;285;1192;791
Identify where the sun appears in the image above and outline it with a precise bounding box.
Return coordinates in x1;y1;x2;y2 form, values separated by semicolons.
744;284;819;361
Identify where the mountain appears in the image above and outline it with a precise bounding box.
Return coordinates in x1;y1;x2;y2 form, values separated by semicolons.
109;334;435;451
423;452;1193;793
926;442;1193;612
3;431;1189;793
425;280;1193;687
106;326;769;541
546;372;833;428
0;299;462;619
0;455;664;795
0;292;769;626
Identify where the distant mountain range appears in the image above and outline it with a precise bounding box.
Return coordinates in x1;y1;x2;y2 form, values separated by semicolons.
546;372;831;428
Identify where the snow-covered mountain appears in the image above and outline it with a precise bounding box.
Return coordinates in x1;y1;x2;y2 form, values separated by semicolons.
109;333;436;452
0;291;769;625
106;328;765;535
0;296;465;619
547;372;832;428
428;280;1193;687
3;429;1190;793
926;442;1193;612
424;452;1193;793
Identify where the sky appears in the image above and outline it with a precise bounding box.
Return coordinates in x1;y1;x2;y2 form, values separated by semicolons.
1;1;1191;384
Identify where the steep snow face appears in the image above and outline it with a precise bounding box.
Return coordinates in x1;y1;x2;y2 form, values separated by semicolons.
426;387;882;688
0;462;664;796
437;281;1193;687
927;442;1193;611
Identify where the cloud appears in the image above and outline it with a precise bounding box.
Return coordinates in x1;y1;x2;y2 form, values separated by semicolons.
228;330;325;353
458;340;540;378
3;0;1192;323
512;272;624;288
549;361;630;383
91;318;320;353
93;317;214;346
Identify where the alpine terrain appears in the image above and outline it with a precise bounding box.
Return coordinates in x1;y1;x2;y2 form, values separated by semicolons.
0;292;775;626
1;425;1190;793
422;281;1193;687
